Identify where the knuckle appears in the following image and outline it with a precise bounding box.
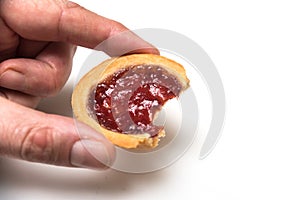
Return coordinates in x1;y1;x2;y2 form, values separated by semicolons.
57;1;84;41
20;126;60;164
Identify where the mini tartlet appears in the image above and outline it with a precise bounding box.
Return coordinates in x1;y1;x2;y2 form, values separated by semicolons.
72;54;189;149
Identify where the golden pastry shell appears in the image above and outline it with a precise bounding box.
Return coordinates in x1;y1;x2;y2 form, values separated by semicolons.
72;54;189;149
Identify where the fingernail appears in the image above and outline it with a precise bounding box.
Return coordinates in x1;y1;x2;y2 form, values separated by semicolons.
0;70;25;90
70;140;111;169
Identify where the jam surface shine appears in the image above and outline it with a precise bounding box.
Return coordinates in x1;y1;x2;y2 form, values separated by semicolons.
93;65;182;137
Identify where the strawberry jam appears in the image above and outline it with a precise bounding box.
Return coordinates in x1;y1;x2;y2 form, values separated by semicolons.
93;65;182;137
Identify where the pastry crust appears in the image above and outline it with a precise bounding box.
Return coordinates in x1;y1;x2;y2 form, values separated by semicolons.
72;54;189;149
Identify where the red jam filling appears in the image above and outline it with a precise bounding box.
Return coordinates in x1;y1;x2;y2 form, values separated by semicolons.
93;65;182;137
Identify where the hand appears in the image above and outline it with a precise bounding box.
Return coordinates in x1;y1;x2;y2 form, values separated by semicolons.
0;0;158;169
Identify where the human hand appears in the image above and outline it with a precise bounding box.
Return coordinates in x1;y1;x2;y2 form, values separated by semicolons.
0;0;158;169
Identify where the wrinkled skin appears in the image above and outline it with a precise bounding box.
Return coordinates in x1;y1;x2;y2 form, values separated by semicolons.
0;0;158;169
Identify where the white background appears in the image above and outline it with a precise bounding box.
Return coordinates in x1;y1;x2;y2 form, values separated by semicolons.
1;0;300;199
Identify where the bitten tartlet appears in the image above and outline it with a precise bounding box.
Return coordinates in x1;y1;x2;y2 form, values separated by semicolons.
72;54;189;149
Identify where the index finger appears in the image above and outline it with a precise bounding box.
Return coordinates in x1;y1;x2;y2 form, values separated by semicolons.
0;0;159;56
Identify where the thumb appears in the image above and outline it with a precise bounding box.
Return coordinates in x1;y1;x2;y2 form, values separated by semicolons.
0;97;115;169
0;1;159;56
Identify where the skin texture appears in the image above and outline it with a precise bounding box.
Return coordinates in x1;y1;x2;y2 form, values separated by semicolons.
0;0;158;169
